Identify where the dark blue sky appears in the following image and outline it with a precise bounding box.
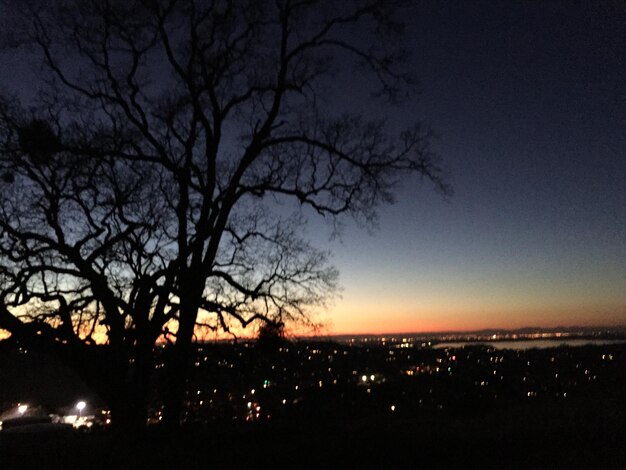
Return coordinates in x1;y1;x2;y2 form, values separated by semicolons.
322;1;625;333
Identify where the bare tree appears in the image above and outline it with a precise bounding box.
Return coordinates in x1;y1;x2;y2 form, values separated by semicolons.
0;0;448;430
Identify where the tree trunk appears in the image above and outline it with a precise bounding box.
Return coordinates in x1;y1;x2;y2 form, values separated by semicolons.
74;344;153;435
110;359;153;434
161;312;195;430
109;389;147;434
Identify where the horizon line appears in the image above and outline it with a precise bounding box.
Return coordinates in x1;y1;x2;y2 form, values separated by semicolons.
295;323;626;339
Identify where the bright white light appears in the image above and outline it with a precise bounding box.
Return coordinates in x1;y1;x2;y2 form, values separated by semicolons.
370;375;375;381
17;404;28;414
76;401;86;411
390;405;396;412
361;375;368;382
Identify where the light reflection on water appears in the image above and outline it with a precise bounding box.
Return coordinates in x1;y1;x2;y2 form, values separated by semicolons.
433;339;626;350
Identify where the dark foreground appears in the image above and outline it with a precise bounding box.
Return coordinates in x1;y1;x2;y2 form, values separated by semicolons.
1;396;624;470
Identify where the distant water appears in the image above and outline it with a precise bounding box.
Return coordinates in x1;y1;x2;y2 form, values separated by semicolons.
434;339;626;350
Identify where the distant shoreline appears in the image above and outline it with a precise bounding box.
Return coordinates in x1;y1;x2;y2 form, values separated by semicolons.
433;338;626;351
326;325;625;340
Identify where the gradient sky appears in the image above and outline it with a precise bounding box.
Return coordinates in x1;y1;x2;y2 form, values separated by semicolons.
0;1;624;336
312;1;626;334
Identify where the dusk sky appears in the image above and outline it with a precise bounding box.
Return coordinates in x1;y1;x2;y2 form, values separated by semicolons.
0;1;624;336
314;1;625;334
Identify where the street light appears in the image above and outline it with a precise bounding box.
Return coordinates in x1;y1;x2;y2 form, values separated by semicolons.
76;401;86;419
17;404;28;415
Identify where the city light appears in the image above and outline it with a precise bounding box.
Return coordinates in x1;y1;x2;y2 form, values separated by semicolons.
17;404;28;414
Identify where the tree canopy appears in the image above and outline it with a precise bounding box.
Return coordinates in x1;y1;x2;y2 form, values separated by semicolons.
0;0;448;428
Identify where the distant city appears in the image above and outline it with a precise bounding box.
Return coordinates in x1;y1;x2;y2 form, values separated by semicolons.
331;325;626;345
169;326;625;424
4;325;623;430
1;325;625;470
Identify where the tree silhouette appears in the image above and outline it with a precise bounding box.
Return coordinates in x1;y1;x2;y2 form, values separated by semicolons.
256;320;286;354
0;0;448;430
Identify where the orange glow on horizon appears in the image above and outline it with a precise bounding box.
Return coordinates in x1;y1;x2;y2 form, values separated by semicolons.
1;303;623;345
325;303;626;336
